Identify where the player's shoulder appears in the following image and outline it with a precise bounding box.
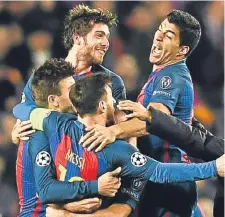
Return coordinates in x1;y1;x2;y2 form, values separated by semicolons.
108;139;138;153
29;131;47;145
156;61;192;87
160;60;191;79
49;111;77;126
94;64;124;85
27;131;48;154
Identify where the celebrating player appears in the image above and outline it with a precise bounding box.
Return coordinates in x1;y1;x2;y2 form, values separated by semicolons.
12;3;125;133
80;10;207;217
16;59;124;217
28;70;224;217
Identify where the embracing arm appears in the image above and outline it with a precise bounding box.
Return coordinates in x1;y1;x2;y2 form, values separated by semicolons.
46;204;132;217
147;106;224;161
117;100;224;161
28;133;99;204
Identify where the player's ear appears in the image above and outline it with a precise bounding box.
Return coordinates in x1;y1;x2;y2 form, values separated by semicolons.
73;33;80;46
48;95;59;107
99;100;106;113
178;45;189;56
73;33;84;46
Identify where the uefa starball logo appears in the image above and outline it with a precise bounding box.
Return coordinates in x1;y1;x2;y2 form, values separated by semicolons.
36;151;51;166
131;152;147;167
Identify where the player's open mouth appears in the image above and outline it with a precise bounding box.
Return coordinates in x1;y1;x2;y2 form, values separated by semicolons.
151;44;162;57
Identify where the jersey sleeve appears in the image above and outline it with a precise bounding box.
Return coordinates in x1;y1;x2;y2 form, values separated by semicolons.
113;177;143;212
29;108;75;133
148;69;185;113
13;74;37;120
103;140;218;184
29;131;99;204
111;73;126;101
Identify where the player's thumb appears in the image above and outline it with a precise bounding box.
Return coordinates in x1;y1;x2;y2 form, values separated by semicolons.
110;167;121;176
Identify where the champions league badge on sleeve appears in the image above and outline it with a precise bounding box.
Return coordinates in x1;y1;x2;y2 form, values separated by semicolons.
160;76;172;89
36;151;51;166
131;152;147;167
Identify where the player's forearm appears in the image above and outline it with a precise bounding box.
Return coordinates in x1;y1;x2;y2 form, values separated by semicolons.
38;179;98;204
109;118;148;139
47;207;78;217
149;160;217;183
147;107;224;161
71;204;131;217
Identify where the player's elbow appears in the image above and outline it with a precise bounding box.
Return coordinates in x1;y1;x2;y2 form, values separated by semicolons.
38;191;52;204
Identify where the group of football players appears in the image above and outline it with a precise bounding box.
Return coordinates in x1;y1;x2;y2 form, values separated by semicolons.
12;4;224;217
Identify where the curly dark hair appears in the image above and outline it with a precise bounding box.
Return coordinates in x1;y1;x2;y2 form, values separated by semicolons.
63;4;117;50
167;10;201;56
32;58;74;108
69;73;111;116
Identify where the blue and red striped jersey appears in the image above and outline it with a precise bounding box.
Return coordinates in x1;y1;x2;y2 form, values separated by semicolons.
32;110;217;213
16;140;46;217
13;64;126;121
136;60;197;217
137;60;194;163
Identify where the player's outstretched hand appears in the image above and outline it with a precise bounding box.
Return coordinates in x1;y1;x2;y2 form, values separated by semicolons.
11;120;36;144
80;124;116;152
117;100;150;121
216;154;225;177
98;167;121;197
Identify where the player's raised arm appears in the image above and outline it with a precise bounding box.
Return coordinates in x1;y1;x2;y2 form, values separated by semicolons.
103;140;224;184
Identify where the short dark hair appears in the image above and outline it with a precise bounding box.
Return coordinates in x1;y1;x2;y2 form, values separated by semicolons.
63;4;117;50
167;9;201;56
32;58;74;108
69;73;111;116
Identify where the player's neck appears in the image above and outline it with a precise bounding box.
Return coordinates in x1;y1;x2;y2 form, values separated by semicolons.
79;115;106;128
152;57;185;71
65;49;92;75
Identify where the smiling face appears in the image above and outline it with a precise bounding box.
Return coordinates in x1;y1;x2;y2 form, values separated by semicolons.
77;22;110;65
149;18;181;66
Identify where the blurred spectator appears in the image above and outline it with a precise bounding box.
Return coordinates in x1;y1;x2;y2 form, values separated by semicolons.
0;113;17;187
27;29;53;74
0;154;19;217
0;113;19;217
114;54;142;101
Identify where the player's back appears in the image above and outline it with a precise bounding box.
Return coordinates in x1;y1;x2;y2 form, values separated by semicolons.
44;112;142;215
16;135;46;217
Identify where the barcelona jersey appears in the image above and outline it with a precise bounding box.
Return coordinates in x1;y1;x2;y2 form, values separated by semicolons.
14;64;126;216
13;64;126;121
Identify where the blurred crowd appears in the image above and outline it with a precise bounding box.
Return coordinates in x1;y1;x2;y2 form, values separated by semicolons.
0;1;223;217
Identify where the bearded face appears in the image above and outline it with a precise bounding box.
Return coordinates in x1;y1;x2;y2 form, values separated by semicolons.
77;23;110;66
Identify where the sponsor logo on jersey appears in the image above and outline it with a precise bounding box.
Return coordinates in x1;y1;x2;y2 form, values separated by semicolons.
153;90;171;98
121;188;139;201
